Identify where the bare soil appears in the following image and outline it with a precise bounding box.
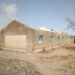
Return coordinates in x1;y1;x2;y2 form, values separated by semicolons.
0;58;41;75
0;46;75;75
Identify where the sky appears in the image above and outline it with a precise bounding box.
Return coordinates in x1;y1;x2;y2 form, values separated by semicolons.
0;0;75;35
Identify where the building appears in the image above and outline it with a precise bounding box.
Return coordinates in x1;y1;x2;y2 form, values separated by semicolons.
0;20;72;50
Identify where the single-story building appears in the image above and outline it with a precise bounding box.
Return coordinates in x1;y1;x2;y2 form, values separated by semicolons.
0;20;72;50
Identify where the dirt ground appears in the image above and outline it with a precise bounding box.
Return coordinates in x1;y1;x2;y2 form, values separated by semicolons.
0;46;75;75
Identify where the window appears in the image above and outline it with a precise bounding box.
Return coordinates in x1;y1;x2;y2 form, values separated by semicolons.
50;36;54;41
62;37;64;40
57;36;60;40
39;35;45;44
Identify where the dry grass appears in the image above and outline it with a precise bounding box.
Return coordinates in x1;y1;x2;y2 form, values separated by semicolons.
0;57;41;75
62;43;75;50
0;45;75;75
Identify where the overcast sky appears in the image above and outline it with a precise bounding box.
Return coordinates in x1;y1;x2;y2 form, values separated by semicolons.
0;0;75;35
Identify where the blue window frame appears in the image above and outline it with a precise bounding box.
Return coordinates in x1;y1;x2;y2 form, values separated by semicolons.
57;36;60;40
39;35;45;44
50;36;54;41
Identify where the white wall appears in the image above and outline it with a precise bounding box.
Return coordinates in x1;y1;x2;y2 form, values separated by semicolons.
5;35;27;49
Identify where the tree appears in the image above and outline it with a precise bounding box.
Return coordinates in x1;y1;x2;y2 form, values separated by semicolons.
66;17;75;30
66;17;75;44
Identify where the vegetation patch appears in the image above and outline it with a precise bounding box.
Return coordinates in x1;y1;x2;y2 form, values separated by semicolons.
0;58;41;75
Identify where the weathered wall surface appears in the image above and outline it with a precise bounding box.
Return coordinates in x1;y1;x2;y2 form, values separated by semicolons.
33;29;72;50
0;20;72;50
5;35;26;49
33;30;57;49
0;20;34;50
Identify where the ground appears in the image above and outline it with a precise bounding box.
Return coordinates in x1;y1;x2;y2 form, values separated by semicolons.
0;45;75;75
